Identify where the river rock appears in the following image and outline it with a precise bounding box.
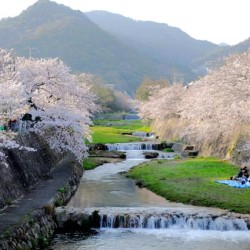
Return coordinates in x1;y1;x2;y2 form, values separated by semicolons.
143;152;159;159
88;144;108;151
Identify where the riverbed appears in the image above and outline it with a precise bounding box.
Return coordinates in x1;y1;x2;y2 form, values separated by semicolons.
51;147;250;249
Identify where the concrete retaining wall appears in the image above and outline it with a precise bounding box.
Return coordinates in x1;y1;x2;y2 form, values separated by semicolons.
151;118;250;166
0;161;83;250
0;133;58;209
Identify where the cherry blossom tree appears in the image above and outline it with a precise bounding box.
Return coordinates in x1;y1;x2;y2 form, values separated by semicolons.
139;50;250;150
0;49;26;124
139;83;185;120
0;49;98;162
0;49;34;160
181;51;250;132
16;57;98;161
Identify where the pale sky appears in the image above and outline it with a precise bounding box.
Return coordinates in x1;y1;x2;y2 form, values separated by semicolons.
0;0;249;45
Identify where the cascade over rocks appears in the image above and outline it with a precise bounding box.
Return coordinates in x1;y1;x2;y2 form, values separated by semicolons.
55;207;250;232
106;142;173;151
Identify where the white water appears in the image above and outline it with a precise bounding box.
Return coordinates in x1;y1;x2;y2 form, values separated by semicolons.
53;229;250;250
106;142;154;151
132;132;155;138
53;148;250;249
100;212;248;231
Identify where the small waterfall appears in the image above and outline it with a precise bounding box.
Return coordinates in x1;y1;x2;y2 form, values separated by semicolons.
55;207;250;233
99;213;249;231
132;132;155;138
123;114;140;120
106;143;154;151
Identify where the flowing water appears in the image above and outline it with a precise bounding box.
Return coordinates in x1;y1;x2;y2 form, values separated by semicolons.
132;131;155;138
106;142;155;151
52;146;250;250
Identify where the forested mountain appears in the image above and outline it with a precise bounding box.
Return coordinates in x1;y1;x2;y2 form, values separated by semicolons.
85;11;219;75
0;0;162;94
86;11;250;73
0;0;248;95
194;37;250;67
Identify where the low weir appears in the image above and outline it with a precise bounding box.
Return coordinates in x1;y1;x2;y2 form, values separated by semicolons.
55;207;250;231
132;132;155;138
106;142;173;151
106;143;154;151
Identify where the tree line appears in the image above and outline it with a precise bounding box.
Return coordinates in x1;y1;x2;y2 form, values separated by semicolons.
138;50;250;154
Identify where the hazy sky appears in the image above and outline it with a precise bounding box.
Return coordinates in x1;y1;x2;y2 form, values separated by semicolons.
0;0;249;45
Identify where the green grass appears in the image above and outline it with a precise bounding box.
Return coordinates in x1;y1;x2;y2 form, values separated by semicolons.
163;148;174;152
83;157;108;170
127;157;250;214
88;120;150;144
88;126;140;144
93;119;150;131
113;120;150;132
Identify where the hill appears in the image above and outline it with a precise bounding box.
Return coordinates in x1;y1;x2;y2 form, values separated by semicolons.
194;37;250;68
0;0;163;94
85;11;219;77
0;0;248;94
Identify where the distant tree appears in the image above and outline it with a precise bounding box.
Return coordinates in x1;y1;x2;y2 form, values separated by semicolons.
76;75;116;113
139;83;184;120
113;90;136;112
77;75;136;112
135;77;170;101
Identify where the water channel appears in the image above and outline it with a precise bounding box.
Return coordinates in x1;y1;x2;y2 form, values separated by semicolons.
52;146;250;250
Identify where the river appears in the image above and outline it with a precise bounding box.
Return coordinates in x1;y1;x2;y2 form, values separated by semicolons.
51;146;250;250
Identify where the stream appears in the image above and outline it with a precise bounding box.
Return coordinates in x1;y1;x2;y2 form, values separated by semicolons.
51;145;250;250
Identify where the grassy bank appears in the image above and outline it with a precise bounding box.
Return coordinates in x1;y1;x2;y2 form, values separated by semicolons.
127;157;250;214
82;158;109;170
89;120;150;144
83;150;126;170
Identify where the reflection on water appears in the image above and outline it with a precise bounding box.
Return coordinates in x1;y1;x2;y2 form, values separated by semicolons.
68;174;172;208
68;150;175;208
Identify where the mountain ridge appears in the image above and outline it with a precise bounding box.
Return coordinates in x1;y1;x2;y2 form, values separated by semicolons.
85;11;218;66
0;0;249;94
0;0;163;94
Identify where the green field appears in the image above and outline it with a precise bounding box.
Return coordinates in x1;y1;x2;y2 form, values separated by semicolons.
88;120;150;144
93;119;150;131
128;157;250;214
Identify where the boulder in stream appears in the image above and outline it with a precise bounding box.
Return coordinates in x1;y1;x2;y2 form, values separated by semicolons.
143;152;159;159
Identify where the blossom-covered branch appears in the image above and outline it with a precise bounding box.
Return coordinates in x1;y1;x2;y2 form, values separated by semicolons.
0;49;98;162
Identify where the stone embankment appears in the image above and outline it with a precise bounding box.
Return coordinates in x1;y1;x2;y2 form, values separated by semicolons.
0;156;83;249
172;143;199;157
151;117;250;166
0;133;83;250
0;133;58;209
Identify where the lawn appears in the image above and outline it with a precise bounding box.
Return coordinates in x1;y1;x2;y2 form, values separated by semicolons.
88;120;150;144
127;157;250;214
